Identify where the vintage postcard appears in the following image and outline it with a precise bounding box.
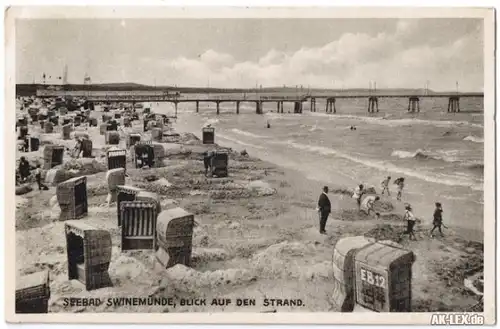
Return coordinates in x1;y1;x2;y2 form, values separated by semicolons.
4;6;496;325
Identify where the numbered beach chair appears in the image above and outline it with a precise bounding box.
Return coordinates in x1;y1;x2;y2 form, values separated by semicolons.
65;221;113;291
106;148;126;172
354;242;415;312
15;270;51;313
116;185;143;226
56;176;88;220
126;133;141;148
202;127;215;144
210;150;229;177
61;124;72;140
29;137;40;152
332;236;374;312
156;208;195;269
120;201;159;251
81;139;93;158
133;141;154;168
106;168;126;204
43;145;64;170
105;131;120;145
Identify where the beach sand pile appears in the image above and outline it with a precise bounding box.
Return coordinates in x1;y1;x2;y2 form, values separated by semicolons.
14;108;484;313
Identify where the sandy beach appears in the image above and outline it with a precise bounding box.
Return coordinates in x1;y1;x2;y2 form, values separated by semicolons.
14;102;484;313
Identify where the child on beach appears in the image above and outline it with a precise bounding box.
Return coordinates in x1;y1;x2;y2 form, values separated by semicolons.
430;202;445;237
394;177;405;201
34;164;49;191
381;176;391;196
352;184;365;210
360;195;380;217
401;204;417;240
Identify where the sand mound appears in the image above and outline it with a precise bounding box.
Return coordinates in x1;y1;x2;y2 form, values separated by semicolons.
16;184;33;195
331;187;353;196
246;180;276;196
62;158;107;175
109;254;158;288
151;178;172;188
364;224;402;242
374;200;394;212
192;248;229;262
299;260;334;281
178;133;201;145
161;265;256;293
16;196;30;210
337;209;371;221
251;241;317;278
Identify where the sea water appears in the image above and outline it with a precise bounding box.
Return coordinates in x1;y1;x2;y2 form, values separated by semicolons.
145;96;485;241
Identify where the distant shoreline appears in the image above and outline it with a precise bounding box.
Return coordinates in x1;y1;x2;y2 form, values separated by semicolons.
15;83;483;97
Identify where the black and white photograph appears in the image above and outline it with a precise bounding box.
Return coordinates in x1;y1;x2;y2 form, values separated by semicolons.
4;6;495;324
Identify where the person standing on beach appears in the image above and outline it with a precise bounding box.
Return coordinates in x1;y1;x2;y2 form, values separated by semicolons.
401;204;417;240
34;164;49;191
430;202;444;237
317;186;331;234
203;151;213;176
395;177;405;201
381;176;391;196
352;184;365;210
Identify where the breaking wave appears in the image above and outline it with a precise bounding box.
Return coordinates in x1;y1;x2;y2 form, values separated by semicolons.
282;141;482;191
463;135;484;143
390;149;441;161
230;128;268;139
203;118;220;127
391;149;484;171
307;112;484;128
217;133;265;149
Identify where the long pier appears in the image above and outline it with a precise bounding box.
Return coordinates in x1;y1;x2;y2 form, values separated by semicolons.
36;89;483;114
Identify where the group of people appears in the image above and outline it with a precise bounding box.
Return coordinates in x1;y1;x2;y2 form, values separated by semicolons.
380;176;405;201
316;175;446;240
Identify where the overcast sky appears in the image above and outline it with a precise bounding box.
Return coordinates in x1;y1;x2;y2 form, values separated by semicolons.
16;18;483;91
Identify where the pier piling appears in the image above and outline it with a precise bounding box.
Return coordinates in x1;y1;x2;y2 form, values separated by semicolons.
447;96;460;113
216;101;220;115
195;101;199;113
256;101;263;114
408;97;420;113
293;101;303;114
236;101;240;114
368;97;379;113
326;98;337;113
310;97;316;112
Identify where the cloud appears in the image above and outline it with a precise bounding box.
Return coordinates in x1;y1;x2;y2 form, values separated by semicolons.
17;19;483;91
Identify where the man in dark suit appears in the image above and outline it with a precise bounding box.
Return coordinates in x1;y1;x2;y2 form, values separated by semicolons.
317;186;331;234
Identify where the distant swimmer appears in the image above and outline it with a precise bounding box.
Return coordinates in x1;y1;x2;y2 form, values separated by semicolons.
267;121;271;129
430;202;445;237
400;204;417;241
394;177;405;201
352;184;365;210
361;195;380;217
381;176;391;196
317;186;331;235
350;126;357;131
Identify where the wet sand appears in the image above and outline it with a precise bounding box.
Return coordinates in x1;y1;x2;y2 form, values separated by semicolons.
15;107;483;313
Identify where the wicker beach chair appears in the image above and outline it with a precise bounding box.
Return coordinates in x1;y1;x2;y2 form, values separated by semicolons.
156;207;195;269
